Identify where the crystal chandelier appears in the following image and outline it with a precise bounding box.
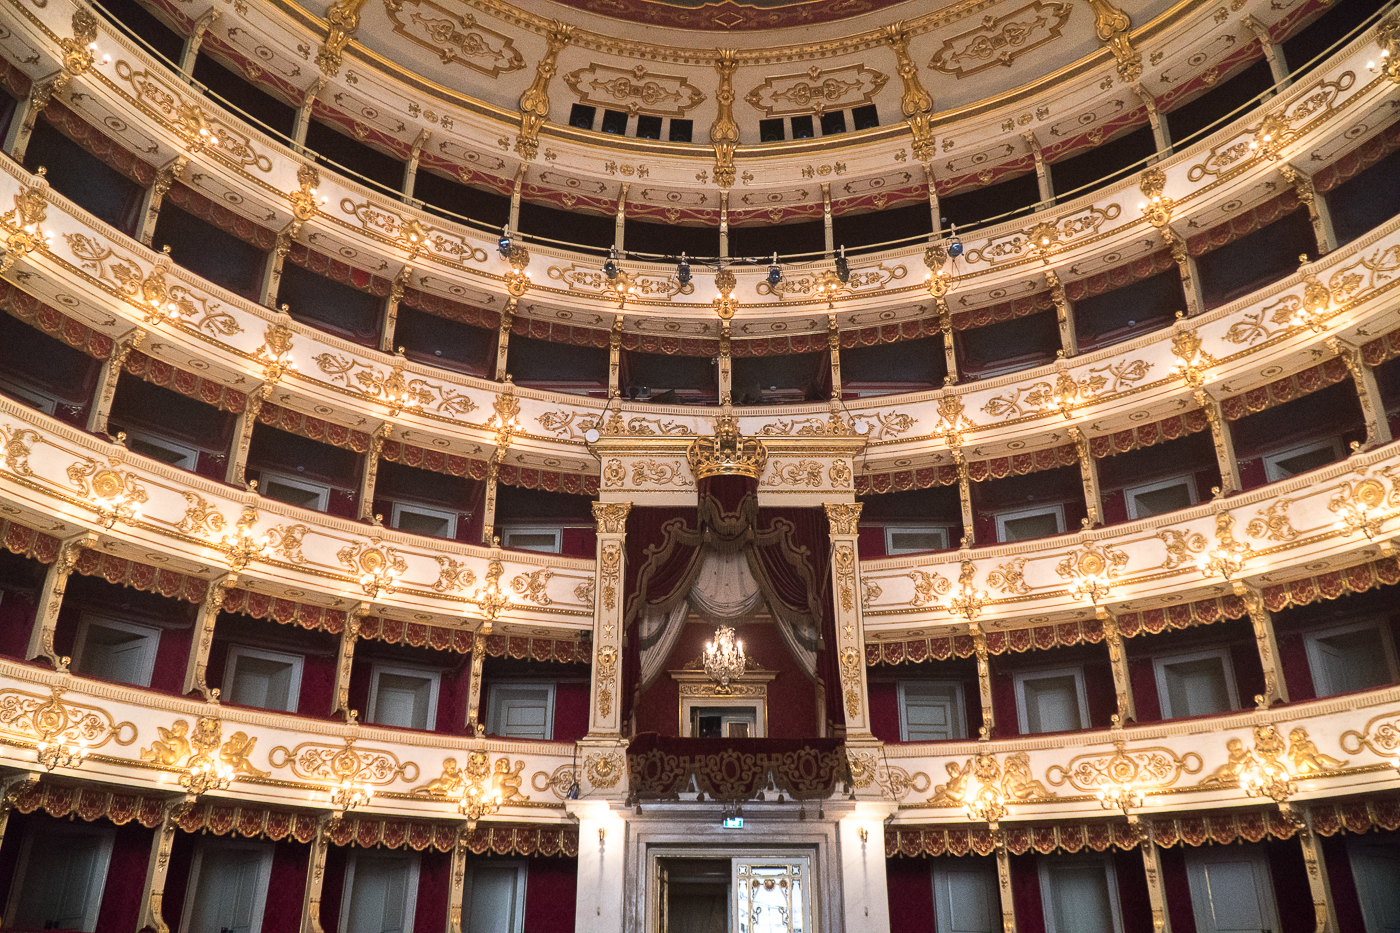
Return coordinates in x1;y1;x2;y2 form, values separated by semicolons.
703;626;746;692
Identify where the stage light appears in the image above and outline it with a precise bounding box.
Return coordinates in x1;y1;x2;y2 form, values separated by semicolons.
677;252;691;286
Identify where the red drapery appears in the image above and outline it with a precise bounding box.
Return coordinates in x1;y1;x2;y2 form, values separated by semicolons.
626;733;848;802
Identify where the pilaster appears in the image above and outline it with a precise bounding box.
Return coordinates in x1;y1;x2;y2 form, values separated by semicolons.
227;384;270;486
356;422;389;522
509;163;525;232
446;828;469;933
1132;83;1172;156
1048;270;1076;358
824;503;872;738
291;79;325;154
996;843;1016;933
1025;131;1052;205
614;183;628;255
28;535;92;667
588;501;631;737
87;329;145;435
1244;15;1291;91
494;300;514;382
184;574;232;699
1099;608;1136;723
137;156;187;247
827;315;842;399
1328;338;1392;449
1140;828;1172;932
1234;582;1288;706
924;162;941;231
331;604;364;719
954;448;974;546
568;802;626;932
137;799;186;933
379;266;411;353
1282;164;1336;256
178;10;220;74
822;183;834;258
1070;427;1102;526
465;624;489;731
719;190;729;257
1300;806;1339;933
1197;390;1241;494
608;315;623;396
261;228;293;306
402;129;429;198
5;75;61;164
974;624;995;735
300;815;331;933
839;810;894;933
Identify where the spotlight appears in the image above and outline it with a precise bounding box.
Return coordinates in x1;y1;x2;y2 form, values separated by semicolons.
834;246;850;284
676;252;690;287
497;226;511;258
603;247;619;280
947;224;963;259
767;252;781;287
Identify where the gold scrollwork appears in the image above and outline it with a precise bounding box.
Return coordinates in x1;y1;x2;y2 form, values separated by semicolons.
632;460;693;487
762;460;823;487
908;570;952;607
597;645;618;719
1157;527;1207;569
1047;745;1203;792
432;556;475;593
268;740;418;785
1341;712;1400;759
987;557;1030;595
585;752;624;789
510;568;554;605
383;0;524;77
0;687;136;749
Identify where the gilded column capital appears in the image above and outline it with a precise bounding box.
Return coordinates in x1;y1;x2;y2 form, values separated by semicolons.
592;500;632;534
315;0;368;78
823;502;863;536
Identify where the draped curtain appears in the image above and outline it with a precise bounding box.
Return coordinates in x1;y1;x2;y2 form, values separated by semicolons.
622;476;831;724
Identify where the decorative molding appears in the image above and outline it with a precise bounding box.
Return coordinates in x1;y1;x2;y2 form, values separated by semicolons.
563;64;705;118
744;64;887;117
928;1;1074;79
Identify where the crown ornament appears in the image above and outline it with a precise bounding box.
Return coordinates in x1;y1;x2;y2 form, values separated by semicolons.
687;396;768;480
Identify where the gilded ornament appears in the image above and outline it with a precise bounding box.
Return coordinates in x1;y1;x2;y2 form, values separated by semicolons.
268;739;418;786
1287;727;1346;774
383;0;524;77
1245;498;1300;542
908;570;952;607
824;503;862;536
928;1;1073;79
586;752;623;789
315;0;367;77
885;24;935;162
688;406;767;479
632;460;693;487
433;556;475;593
1086;0;1142;82
516;23;573;160
566;63;704;117
762;460;823;488
838;646;862;719
597;645;618;718
710;50;740;188
0;174;51;274
592;501;632;536
745;63;885;117
510;568;554;605
986;557;1030;595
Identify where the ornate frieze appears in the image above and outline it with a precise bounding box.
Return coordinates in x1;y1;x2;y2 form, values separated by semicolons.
564;64;705;117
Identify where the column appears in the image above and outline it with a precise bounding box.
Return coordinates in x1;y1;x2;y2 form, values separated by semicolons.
479;468;498;545
1299;806;1339;933
996;843;1016;933
827;315;842;399
588;502;631;737
137;156;188;247
718;321;732;401
1197;390;1242;495
464;624;489;732
379;266;411;353
613;184;627;256
936;296;960;384
1132;83;1172;156
494;299;515;381
5;76;60;164
27;536;91;666
137;800;185;933
974;623;995;735
178;10;220;74
1244;15;1290;92
924;163;941;231
184;574;232;699
447;828;469;933
508;163;525;233
261;231;292;306
1070;427;1103;527
402;129;429;200
822;184;834;258
1173;236;1206;317
226;384;270;485
824;504;874;738
1140;829;1173;933
1025;131;1053;205
356;423;389;521
331;604;364;719
1098;608;1136;723
954;449;974;546
87;329;145;435
607;315;623;396
300;815;331;933
1234;582;1288;706
1328;338;1392;449
1282;165;1337;257
719;190;730;258
1048;270;1077;358
291;79;325;154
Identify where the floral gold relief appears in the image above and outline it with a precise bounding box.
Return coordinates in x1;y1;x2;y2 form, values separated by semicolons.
268;740;419;786
744;63;886;117
383;0;524;77
0;687;135;750
565;63;704;117
927;1;1073;79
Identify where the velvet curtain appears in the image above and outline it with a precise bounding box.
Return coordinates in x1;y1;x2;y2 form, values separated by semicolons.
622;476;832;728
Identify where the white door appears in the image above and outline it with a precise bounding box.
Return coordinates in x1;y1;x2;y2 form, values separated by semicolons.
1350;836;1400;933
343;855;419;933
1186;847;1280;933
465;864;525;933
184;843;272;933
933;861;999;933
8;829;114;931
1038;856;1123;933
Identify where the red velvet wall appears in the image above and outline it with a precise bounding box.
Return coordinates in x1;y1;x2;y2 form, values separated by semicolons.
318;845;349;933
1237;454;1268;491
1102;487;1128;525
522;855;578;932
1128;656;1162;722
1009;853;1046;933
991;667;1019;737
150;620;194;697
560;527;597;559
433;658;471;736
413;851;451;933
868;681;900;742
1113;848;1153;932
1229;642;1266;710
885;857;936;933
857;525;885;558
552;681;591;744
264;841;311;933
1158;845;1198;933
0;585;37;661
97;823;154;933
1083;658;1116;729
1320;834;1367;933
1278;629;1317;702
1267;838;1315;933
195;450;227;481
634;619;817;738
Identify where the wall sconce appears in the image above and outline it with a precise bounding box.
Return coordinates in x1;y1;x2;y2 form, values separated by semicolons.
180;752;234;797
458;750;504;832
598;827;607;843
87;457;146;530
330;778;375;815
1331;477;1388;540
37;736;87;772
1197;512;1251;580
949;561;990;623
857;826;869;844
221;502;271;572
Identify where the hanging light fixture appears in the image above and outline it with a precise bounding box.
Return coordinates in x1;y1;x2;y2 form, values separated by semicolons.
834;245;850;284
497;226;512;258
676;252;691;286
767;252;782;286
703;625;746;692
603;247;620;280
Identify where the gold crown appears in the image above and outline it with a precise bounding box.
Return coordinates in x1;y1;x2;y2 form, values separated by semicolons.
687;410;767;479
